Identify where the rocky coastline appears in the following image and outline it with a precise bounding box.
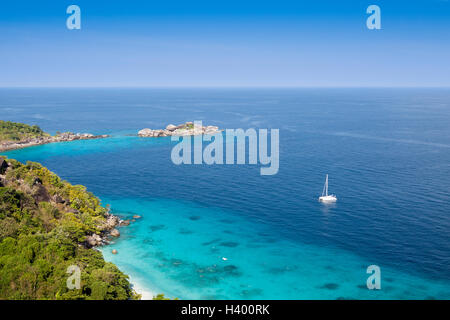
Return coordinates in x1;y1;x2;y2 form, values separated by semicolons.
0;132;109;152
85;213;140;249
1;155;134;252
138;122;220;138
0;156;140;299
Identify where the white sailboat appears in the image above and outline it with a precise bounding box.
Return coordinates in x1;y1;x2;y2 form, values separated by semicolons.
319;174;337;202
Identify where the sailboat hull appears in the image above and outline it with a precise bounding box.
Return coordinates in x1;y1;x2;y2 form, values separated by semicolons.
319;195;337;202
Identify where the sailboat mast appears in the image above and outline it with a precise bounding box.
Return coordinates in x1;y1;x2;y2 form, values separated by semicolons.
325;174;328;196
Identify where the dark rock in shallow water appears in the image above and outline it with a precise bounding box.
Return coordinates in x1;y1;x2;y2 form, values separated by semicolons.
189;215;201;221
202;238;221;246
240;288;263;298
149;224;165;232
142;238;154;244
179;228;194;235
171;259;183;266
357;284;367;290
223;265;241;277
268;266;298;275
320;283;340;290
219;241;239;248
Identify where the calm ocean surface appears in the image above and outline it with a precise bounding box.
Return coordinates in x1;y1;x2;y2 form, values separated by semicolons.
1;88;449;299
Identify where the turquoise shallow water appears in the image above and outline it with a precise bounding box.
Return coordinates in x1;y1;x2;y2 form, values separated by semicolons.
2;88;450;299
98;197;449;299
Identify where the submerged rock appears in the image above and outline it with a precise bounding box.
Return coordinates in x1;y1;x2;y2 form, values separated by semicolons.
112;249;118;254
320;283;340;290
120;220;131;226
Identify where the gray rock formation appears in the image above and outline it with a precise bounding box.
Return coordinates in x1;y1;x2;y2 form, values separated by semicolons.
138;122;221;138
86;234;103;247
120;220;131;226
110;229;120;237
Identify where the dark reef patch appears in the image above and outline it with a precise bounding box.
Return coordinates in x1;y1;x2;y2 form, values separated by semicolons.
149;224;166;232
320;283;339;290
267;266;298;274
189;216;201;221
357;284;367;290
170;259;183;267
219;241;239;248
223;265;242;277
142;238;154;244
179;228;194;235
202;238;221;246
240;288;263;298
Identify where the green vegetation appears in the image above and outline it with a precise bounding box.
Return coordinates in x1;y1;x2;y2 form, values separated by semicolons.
0;120;50;143
153;293;172;300
0;157;139;300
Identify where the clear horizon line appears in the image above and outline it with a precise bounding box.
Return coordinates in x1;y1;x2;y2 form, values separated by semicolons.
1;85;450;89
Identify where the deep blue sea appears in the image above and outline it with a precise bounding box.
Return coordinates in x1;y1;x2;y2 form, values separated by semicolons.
1;88;449;299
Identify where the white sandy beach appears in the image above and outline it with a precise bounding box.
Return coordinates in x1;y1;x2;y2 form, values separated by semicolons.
129;276;157;300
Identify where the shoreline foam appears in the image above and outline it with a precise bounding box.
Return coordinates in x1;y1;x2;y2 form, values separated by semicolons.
129;276;157;300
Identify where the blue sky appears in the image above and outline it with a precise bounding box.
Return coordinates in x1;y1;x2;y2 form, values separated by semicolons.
0;0;449;87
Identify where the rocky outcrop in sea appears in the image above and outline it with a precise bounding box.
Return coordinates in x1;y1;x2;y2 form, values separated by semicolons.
138;122;220;137
0;132;109;152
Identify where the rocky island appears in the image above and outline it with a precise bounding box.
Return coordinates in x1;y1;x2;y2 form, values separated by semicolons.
138;122;220;137
0;120;109;152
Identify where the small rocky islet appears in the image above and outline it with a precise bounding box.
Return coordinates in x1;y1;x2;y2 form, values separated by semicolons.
138;122;220;138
